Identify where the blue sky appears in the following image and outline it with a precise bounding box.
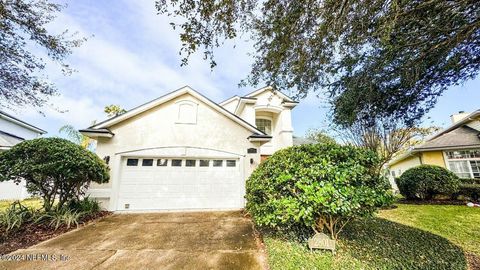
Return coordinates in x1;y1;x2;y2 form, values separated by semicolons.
4;0;480;137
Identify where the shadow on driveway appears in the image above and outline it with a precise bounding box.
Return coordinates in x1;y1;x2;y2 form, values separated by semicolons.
0;211;266;270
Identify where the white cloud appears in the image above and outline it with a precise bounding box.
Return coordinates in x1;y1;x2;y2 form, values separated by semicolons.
7;0;319;136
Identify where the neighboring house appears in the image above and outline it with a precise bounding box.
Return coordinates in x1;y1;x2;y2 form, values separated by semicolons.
80;86;298;211
0;111;46;200
292;136;317;145
388;110;480;181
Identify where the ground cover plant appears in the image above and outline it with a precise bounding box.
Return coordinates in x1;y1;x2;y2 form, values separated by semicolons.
264;204;477;270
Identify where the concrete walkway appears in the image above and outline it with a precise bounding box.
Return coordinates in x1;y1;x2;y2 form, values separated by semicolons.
0;211;266;270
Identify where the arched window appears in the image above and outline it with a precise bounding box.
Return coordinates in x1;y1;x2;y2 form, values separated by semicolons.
255;118;272;135
176;100;198;124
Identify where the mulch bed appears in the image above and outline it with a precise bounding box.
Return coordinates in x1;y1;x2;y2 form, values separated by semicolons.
467;252;480;270
0;211;111;255
397;199;469;205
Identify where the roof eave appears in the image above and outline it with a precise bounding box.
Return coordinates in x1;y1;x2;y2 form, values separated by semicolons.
79;129;114;138
0;111;47;134
244;86;296;103
248;134;272;142
413;144;480;152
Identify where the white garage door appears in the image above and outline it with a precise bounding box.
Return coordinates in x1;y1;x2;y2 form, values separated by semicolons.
117;157;243;211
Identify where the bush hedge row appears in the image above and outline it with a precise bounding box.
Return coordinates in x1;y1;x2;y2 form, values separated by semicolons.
454;184;480;201
396;165;460;200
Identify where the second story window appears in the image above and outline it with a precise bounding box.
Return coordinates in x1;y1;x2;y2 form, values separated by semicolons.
256;118;272;135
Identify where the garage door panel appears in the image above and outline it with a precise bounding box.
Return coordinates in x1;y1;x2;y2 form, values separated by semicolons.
117;157;243;211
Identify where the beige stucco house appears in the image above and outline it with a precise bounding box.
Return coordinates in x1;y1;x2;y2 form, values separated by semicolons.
80;86;297;211
388;110;480;182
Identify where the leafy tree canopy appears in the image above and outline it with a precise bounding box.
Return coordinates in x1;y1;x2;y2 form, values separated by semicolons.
0;0;85;109
156;0;480;126
336;117;441;169
305;128;337;145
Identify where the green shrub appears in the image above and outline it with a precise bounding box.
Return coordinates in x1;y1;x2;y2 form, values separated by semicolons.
460;178;480;185
0;138;110;212
455;184;480;201
67;197;101;215
36;208;83;230
246;143;394;240
396;165;460;200
0;201;37;233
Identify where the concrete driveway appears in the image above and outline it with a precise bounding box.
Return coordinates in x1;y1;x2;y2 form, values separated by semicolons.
0;211;266;270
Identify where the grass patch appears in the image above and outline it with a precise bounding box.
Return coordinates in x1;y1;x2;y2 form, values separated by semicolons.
0;198;43;211
378;204;480;255
264;204;472;270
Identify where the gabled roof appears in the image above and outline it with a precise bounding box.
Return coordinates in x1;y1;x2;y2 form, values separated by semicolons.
219;86;297;107
414;126;480;151
87;86;267;136
0;111;46;134
219;95;240;106
429;110;480;140
244;86;296;102
0;130;24;149
388;109;480;167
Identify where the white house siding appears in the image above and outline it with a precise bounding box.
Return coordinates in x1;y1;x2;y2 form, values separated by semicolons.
0;180;29;200
244;90;294;155
89;93;262;211
0;118;40;140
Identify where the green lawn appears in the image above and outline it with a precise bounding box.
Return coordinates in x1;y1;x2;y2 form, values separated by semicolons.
0;198;43;211
264;204;478;270
378;204;480;256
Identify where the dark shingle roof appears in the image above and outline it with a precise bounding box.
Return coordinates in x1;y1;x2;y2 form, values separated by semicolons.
293;136;317;145
415;126;480;150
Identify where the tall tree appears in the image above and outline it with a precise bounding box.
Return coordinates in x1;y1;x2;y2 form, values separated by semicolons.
0;0;85;109
59;104;126;148
59;124;92;149
156;0;480;126
305;128;337;145
336;117;440;171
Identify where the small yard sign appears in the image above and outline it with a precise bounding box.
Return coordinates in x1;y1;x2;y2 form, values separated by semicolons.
308;233;336;253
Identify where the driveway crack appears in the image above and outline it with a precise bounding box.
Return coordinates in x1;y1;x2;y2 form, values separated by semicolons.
91;250;118;270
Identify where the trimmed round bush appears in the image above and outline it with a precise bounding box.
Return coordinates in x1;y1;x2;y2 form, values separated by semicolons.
396;165;460;200
0;138;109;211
245;143;394;239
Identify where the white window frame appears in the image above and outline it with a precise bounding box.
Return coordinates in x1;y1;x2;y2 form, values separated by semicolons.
443;149;480;179
255;116;273;135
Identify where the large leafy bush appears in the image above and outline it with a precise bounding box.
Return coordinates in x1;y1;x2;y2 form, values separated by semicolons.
0;138;109;211
246;143;394;239
396;165;460;200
